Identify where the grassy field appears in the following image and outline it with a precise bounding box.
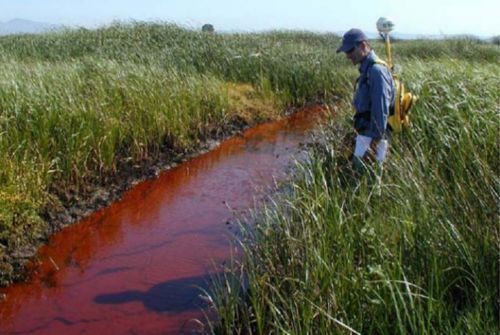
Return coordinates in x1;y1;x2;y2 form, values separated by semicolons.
0;23;348;284
207;38;500;333
0;23;498;333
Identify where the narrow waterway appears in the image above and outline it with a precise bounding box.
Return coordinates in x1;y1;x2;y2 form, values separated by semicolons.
0;105;330;334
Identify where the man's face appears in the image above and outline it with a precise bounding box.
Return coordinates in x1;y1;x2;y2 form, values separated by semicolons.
345;42;367;65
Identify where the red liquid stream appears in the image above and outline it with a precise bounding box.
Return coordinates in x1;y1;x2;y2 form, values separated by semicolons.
0;105;330;334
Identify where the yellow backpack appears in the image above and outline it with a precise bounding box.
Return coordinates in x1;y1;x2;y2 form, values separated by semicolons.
371;58;417;133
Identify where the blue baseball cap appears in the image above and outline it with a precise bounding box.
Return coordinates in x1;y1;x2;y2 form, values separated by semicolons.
336;28;368;53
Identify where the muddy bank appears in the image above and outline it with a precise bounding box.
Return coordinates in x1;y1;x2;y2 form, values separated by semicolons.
1;103;332;287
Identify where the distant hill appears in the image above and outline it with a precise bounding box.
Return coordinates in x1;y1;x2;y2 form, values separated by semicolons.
0;18;63;36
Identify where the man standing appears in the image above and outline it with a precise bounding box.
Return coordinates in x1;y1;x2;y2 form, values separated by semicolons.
337;28;395;175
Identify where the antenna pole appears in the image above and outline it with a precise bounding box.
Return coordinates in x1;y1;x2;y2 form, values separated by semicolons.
384;33;393;69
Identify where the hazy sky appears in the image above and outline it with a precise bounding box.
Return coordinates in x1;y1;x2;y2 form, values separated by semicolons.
1;0;499;36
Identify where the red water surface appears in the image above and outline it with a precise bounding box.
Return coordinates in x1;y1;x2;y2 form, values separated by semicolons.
0;105;330;334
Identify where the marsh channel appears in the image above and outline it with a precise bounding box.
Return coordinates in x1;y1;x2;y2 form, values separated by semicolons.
0;105;330;334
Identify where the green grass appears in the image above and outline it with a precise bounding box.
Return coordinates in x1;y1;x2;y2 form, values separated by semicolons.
206;41;500;334
0;23;343;284
0;24;498;334
0;22;353;284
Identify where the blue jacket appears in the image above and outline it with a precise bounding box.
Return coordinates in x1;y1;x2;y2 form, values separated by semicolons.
353;50;395;140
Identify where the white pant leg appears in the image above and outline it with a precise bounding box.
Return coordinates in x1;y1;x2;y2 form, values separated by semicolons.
375;139;389;162
354;135;372;158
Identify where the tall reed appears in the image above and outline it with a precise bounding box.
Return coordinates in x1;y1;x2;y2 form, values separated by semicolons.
207;47;499;334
